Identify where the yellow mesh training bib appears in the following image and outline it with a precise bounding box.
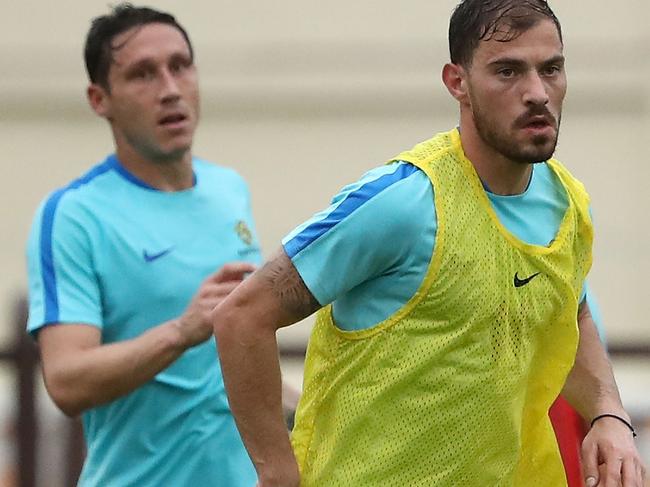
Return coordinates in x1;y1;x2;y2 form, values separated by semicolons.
291;129;593;486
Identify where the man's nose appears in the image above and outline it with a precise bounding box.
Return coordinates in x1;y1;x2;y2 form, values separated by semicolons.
522;72;549;107
159;69;181;102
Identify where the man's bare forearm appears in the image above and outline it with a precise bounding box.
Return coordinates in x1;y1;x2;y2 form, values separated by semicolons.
566;302;645;487
216;310;292;479
39;320;189;416
561;301;627;422
213;249;319;484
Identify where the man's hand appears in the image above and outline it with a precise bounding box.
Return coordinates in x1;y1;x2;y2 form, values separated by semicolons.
176;262;256;347
582;416;646;487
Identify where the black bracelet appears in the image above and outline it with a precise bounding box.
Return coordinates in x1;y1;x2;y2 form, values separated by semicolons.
590;414;637;438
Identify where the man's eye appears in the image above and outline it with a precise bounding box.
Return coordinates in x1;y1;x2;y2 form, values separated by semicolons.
170;59;192;74
498;68;515;78
130;69;154;80
542;66;561;76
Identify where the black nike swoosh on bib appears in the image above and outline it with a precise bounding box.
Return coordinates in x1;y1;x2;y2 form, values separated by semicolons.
513;272;541;288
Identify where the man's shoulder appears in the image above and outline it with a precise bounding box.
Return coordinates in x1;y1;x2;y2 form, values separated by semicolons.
333;161;433;220
36;157;117;222
340;160;429;196
389;129;458;169
284;161;433;259
358;162;434;234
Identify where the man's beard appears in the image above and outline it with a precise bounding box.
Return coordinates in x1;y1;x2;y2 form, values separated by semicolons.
472;102;561;165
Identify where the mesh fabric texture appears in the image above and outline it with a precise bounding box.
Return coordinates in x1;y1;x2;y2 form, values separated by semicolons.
291;129;593;486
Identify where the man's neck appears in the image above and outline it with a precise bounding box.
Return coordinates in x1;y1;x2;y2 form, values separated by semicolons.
457;120;533;196
115;144;194;192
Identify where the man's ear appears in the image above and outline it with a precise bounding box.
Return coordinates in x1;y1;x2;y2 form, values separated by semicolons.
442;63;469;105
87;83;111;119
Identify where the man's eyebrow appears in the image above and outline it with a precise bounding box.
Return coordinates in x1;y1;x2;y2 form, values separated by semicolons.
124;51;191;67
487;57;526;68
122;58;157;72
542;54;566;66
169;51;193;63
488;54;565;68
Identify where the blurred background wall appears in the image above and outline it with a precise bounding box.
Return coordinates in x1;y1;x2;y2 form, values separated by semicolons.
1;0;648;484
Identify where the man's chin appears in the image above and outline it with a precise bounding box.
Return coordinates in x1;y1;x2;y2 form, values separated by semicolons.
515;147;556;164
159;139;193;160
513;134;557;163
148;147;191;164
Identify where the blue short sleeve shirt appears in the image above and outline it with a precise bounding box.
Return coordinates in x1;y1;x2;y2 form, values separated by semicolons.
283;161;599;332
27;155;260;487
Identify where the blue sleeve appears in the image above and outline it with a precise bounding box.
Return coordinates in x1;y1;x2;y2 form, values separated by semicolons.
26;193;103;335
583;283;606;343
26;202;47;331
580;207;606;342
282;163;434;306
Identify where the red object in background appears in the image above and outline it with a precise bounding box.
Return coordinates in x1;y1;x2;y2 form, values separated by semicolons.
550;395;588;487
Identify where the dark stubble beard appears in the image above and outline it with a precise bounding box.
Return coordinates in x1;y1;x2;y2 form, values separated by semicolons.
472;101;562;165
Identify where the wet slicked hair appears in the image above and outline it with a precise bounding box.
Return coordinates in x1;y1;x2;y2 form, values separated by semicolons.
449;0;562;67
84;3;193;89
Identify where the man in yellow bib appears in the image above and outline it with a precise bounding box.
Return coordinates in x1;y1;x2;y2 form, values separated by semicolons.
212;1;645;485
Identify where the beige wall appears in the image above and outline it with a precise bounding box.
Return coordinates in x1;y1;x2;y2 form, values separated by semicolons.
1;1;649;350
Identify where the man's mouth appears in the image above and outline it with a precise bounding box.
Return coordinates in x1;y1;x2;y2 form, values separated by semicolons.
517;110;555;131
524;119;551;129
159;113;188;126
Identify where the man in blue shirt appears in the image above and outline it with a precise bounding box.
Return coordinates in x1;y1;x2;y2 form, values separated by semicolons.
26;4;263;485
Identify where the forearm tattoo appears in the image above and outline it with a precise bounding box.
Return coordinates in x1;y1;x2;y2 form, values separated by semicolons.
262;251;321;320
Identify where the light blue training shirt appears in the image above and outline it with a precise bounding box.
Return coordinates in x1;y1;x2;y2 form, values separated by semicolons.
283;160;603;333
27;155;260;487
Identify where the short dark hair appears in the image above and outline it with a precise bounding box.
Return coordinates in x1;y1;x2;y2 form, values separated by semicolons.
449;0;562;67
84;3;193;89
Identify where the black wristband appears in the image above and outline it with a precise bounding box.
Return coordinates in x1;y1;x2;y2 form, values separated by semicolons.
590;414;637;437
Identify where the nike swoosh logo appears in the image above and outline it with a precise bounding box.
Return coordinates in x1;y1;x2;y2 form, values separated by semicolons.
143;248;173;263
513;271;541;288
